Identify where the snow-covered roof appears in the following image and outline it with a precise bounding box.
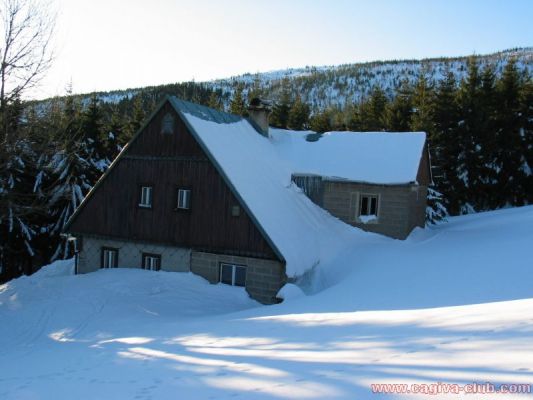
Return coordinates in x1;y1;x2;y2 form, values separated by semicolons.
169;98;426;277
270;129;426;185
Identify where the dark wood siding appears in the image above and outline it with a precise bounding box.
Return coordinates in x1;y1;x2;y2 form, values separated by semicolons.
69;102;277;259
416;142;431;186
127;102;206;158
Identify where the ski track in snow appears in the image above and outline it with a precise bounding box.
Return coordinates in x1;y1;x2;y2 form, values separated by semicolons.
1;207;533;399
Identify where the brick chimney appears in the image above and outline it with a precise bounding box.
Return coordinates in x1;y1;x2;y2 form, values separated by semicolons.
247;98;271;138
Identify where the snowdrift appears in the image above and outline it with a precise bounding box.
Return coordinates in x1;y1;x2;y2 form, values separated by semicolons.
1;206;533;399
299;205;533;311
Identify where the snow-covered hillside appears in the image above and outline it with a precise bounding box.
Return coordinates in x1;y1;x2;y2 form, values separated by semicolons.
211;48;533;110
1;206;533;399
75;47;533;111
90;47;533;111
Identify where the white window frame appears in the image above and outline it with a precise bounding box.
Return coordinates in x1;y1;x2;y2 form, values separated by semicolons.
358;193;380;222
177;188;191;210
142;253;161;271
219;263;246;287
101;248;118;269
139;186;153;208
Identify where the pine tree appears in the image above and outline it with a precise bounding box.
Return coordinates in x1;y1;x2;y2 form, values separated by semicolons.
410;69;434;134
431;68;461;214
247;74;263;100
107;107;126;152
0;97;42;280
358;86;388;131
346;102;363;131
270;77;291;128
80;95;110;181
43;98;89;260
207;90;223;111
124;95;145;141
455;57;485;214
287;95;310;130
309;109;331;133
493;58;527;207
476;64;498;209
43;94;115;261
229;85;247;116
386;79;413;131
328;106;347;131
520;75;533;204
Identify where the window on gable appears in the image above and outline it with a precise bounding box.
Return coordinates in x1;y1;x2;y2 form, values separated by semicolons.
139;186;153;208
161;113;175;135
101;247;118;268
219;263;246;287
177;188;191;210
231;205;240;217
142;253;161;271
359;194;379;217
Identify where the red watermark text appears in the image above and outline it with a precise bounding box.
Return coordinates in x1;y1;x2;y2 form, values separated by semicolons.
371;382;532;395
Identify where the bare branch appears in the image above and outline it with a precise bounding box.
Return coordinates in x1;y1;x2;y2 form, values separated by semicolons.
0;0;55;113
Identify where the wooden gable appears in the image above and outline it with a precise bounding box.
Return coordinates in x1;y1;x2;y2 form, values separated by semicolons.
67;100;278;260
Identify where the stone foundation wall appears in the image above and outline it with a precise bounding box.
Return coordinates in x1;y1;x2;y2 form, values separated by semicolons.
75;235;285;305
77;235;191;273
190;251;286;304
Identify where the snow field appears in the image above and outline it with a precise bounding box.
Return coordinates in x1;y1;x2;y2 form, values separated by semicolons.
1;206;533;399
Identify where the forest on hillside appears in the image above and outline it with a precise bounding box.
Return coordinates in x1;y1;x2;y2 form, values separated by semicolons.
0;53;532;283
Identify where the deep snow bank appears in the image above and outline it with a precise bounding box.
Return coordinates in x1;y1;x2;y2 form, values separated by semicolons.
0;263;259;350
294;205;533;311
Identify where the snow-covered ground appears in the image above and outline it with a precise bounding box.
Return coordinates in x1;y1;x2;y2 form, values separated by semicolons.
1;206;533;399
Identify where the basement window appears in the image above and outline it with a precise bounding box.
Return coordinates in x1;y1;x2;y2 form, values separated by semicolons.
139;186;153;208
101;247;118;269
359;194;379;219
142;253;161;271
177;188;191;210
219;263;246;287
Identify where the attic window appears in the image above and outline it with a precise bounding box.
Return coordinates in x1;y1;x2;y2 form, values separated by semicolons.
231;205;240;217
161;113;175;134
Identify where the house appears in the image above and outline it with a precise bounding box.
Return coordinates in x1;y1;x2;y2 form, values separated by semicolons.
64;96;429;304
286;130;430;240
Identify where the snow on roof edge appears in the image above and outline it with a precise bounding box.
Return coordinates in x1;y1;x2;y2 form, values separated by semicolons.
270;128;427;185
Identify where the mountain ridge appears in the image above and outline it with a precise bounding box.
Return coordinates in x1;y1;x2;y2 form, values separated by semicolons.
42;47;533;112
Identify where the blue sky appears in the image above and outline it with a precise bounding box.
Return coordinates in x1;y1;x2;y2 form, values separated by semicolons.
37;0;533;99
